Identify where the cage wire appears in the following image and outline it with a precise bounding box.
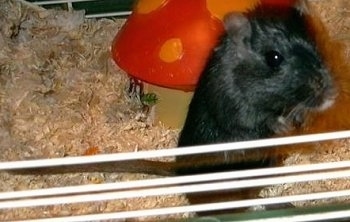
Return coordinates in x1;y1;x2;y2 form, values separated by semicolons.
1;0;350;221
2;131;350;221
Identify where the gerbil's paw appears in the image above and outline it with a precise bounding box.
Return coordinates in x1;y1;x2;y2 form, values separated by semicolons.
248;202;295;211
271;116;294;135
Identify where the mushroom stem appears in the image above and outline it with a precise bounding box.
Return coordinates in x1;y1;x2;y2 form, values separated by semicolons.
145;83;193;129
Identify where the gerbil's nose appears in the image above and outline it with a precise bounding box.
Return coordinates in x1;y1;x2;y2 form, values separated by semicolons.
311;69;338;110
309;75;324;92
311;68;336;93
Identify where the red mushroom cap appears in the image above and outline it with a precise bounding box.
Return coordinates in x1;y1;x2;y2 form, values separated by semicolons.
112;0;298;91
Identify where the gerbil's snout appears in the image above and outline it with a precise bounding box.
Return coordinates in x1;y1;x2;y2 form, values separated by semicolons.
308;69;337;111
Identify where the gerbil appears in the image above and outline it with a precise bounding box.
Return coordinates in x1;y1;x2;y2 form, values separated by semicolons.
176;7;336;169
174;7;337;214
178;9;336;148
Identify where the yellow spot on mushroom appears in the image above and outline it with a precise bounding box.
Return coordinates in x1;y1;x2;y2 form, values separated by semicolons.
159;38;183;63
206;0;261;21
136;0;168;14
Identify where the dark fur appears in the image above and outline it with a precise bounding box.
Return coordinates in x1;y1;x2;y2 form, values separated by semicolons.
178;9;335;148
175;8;337;215
177;8;336;171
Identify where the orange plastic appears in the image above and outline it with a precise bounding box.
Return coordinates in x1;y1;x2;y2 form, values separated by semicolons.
207;0;260;21
136;0;167;14
262;0;297;8
112;0;297;91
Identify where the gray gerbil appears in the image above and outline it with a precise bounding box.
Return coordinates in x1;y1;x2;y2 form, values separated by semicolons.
174;7;337;215
176;7;336;173
178;9;336;147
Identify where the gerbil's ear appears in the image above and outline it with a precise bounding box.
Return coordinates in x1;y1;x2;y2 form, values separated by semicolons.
223;13;252;41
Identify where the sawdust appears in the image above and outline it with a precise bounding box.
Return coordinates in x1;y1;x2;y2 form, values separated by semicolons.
0;0;186;221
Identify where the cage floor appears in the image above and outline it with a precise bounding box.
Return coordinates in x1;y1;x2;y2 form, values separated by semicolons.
0;0;350;221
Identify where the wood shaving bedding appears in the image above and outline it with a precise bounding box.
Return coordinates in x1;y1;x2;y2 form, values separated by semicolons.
0;0;187;221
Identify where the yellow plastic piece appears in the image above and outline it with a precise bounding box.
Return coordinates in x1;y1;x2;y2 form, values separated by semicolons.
136;0;168;14
145;83;193;129
159;38;184;63
206;0;261;21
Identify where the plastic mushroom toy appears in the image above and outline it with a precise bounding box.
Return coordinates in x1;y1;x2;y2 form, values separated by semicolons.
112;0;298;128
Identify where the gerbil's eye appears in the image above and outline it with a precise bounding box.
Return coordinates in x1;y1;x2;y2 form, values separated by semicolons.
265;50;284;68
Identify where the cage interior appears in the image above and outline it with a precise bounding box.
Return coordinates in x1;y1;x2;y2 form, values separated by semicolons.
0;0;350;221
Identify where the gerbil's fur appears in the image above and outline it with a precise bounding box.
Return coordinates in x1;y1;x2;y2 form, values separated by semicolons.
178;7;336;155
272;1;350;163
175;7;337;214
294;4;350;133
